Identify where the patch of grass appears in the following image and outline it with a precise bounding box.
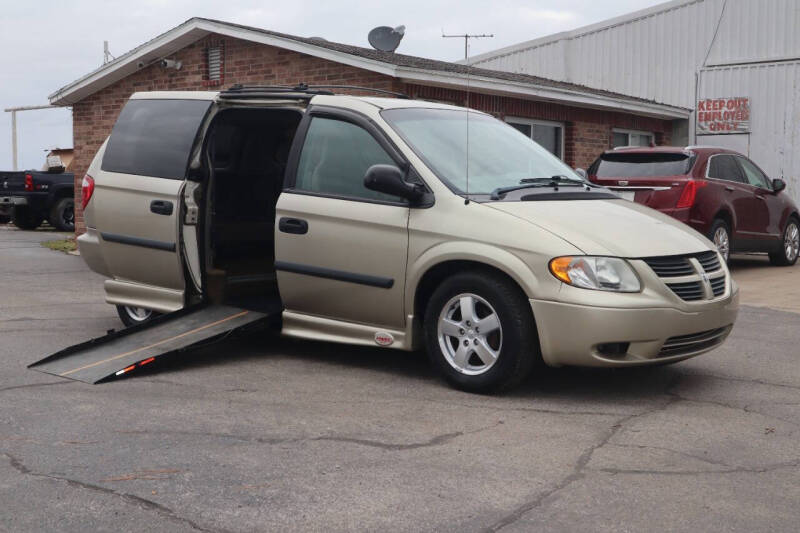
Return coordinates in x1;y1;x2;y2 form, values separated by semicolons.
41;237;77;254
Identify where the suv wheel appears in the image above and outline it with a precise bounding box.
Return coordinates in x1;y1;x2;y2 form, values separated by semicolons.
709;219;731;263
11;207;43;231
423;271;539;393
116;305;160;327
769;218;800;266
50;198;75;232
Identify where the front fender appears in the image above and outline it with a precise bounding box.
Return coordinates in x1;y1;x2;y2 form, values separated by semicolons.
405;240;542;314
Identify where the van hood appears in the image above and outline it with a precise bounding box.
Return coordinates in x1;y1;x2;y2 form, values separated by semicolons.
487;198;712;257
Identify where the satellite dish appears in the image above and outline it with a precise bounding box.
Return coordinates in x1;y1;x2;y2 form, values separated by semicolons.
368;25;405;52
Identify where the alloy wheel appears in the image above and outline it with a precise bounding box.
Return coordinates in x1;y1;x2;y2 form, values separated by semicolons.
714;226;730;262
124;306;153;323
785;222;800;262
437;293;503;376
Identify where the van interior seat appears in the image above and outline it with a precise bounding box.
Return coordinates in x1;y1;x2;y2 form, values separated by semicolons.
204;107;302;309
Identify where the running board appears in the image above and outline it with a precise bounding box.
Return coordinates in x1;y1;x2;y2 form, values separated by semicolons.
29;304;273;384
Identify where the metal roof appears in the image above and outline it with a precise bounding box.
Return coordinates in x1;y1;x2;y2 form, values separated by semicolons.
48;17;689;119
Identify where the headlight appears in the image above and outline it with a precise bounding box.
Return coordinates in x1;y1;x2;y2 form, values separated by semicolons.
549;256;641;292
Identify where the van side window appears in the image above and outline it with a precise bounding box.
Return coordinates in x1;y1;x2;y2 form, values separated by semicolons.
708;155;745;183
294;117;403;203
102;99;211;180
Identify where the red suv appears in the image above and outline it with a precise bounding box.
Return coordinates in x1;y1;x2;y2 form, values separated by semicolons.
588;146;799;266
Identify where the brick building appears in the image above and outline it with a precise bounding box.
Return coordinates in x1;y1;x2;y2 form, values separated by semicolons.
48;18;689;234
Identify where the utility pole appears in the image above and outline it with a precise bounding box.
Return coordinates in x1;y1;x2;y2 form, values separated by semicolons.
442;31;494;60
4;105;56;171
103;41;115;64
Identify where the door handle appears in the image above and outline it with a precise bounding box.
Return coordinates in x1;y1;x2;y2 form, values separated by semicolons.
725;186;735;192
755;195;766;201
150;200;173;216
278;217;308;235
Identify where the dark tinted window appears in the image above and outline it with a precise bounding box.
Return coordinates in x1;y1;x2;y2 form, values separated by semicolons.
593;153;691;178
736;157;771;189
102;99;211;179
708;155;745;183
295;117;401;202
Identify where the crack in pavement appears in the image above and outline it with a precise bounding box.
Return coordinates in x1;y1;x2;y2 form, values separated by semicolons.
594;460;800;476
115;428;300;446
116;419;511;454
3;452;228;533
665;390;800;429
484;395;680;532
312;431;463;451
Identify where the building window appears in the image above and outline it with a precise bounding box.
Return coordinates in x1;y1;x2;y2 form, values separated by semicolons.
204;42;224;86
506;118;564;159
612;128;654;148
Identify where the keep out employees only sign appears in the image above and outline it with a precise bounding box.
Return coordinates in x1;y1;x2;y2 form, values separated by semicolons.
696;97;750;134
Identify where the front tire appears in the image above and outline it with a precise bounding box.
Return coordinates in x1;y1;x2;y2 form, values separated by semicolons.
11;207;43;231
769;218;800;266
708;219;731;263
49;198;75;231
423;270;539;393
116;305;160;327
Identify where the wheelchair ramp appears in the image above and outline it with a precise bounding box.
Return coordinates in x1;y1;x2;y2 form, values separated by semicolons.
29;304;273;384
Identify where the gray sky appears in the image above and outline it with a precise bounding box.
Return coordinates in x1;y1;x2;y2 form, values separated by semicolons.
0;0;664;170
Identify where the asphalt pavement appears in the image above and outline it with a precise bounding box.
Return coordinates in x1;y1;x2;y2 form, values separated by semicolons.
1;225;798;532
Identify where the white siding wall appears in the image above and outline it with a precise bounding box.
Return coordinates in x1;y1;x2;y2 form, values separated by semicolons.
470;0;800;109
699;61;800;204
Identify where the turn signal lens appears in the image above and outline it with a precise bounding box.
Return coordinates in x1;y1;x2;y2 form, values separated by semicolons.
81;174;95;210
676;179;707;209
549;256;641;292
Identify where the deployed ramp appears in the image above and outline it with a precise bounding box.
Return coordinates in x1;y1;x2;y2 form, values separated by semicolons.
29;304;272;384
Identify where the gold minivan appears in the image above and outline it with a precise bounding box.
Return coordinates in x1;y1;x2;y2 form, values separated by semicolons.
77;86;739;391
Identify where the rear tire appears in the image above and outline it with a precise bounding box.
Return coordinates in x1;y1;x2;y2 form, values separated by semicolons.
11;207;43;231
708;219;731;263
49;198;75;232
0;214;10;224
423;270;539;393
116;305;160;328
769;218;800;266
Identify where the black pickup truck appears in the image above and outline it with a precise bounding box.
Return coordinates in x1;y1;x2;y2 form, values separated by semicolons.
0;170;74;231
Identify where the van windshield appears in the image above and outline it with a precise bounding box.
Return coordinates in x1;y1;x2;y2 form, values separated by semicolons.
592;152;692;178
381;108;584;195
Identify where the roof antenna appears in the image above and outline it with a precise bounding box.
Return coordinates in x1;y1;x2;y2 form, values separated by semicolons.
464;64;471;205
368;26;406;52
441;30;494;60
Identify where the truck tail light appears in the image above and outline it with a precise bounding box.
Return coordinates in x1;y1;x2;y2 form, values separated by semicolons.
81;175;95;210
676;180;707;209
24;173;33;192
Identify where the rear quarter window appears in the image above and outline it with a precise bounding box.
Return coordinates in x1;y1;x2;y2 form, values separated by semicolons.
102;99;212;179
593;153;692;178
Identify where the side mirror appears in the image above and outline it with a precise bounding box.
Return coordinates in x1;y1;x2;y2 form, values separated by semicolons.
772;178;786;193
364;164;423;202
574;168;588;180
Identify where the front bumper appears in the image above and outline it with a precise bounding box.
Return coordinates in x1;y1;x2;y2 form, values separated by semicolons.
530;286;739;367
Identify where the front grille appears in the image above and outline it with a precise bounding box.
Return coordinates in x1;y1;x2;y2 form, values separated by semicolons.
658;326;730;357
643;251;728;302
696;251;722;272
665;281;705;301
710;276;726;297
642;256;694;277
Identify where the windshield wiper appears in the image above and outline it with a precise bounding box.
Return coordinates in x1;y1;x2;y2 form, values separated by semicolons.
490;176;587;200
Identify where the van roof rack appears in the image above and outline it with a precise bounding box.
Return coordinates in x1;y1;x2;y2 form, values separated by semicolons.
219;83;410;100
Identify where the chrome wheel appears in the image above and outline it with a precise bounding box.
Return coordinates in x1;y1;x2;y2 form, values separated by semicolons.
124;306;153;323
714;226;730;262
785;222;799;262
437;293;503;376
